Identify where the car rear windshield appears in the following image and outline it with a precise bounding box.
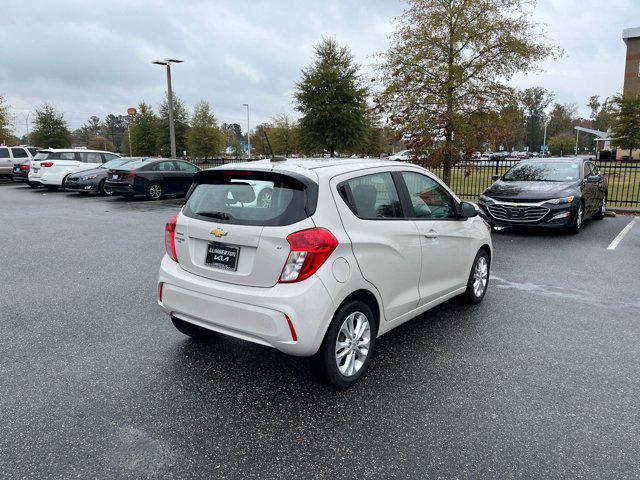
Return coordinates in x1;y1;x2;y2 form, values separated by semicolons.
102;158;133;169
115;160;149;170
502;162;579;182
183;170;316;226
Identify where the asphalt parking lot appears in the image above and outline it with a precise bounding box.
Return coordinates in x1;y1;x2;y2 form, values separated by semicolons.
1;179;639;479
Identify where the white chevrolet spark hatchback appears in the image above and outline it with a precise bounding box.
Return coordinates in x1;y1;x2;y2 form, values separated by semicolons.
158;158;492;387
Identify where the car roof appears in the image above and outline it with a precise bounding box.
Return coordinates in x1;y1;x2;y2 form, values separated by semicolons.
207;157;413;179
39;148;120;154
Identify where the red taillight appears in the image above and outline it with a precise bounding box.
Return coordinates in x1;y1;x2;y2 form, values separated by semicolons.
123;172;136;178
278;228;338;283
20;165;30;171
40;161;54;167
165;213;178;262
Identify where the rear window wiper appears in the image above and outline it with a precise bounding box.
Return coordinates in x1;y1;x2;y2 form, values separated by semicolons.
195;211;231;220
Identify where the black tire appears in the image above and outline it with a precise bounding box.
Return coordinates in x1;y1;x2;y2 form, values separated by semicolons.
257;187;273;208
569;202;584;234
594;196;606;220
464;249;490;304
171;316;216;340
99;179;112;196
146;182;163;200
312;300;376;389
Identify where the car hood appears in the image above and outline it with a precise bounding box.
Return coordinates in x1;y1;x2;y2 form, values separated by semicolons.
68;167;107;179
484;180;579;201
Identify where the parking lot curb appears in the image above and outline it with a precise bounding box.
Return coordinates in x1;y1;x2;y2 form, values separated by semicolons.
610;207;640;216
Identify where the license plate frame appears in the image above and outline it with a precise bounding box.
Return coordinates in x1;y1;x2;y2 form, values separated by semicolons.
205;242;239;271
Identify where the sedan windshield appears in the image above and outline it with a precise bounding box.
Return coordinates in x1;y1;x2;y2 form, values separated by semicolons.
502;162;579;182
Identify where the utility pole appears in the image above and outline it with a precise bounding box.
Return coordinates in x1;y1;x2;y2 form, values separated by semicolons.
25;112;31;141
243;103;251;160
152;58;184;158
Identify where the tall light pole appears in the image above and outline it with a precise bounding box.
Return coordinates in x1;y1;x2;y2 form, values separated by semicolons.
243;103;251;160
542;119;549;156
152;58;183;158
24;112;31;141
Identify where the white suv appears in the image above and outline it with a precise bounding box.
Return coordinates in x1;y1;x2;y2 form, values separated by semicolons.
28;148;121;189
157;158;492;387
0;145;37;177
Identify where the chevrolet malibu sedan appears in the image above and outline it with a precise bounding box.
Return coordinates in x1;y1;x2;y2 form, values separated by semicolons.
478;157;607;234
157;158;492;388
105;158;200;199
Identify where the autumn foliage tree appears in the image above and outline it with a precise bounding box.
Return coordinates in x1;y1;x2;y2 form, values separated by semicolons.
378;0;559;184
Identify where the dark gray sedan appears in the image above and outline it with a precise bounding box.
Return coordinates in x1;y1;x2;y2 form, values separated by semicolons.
64;157;140;195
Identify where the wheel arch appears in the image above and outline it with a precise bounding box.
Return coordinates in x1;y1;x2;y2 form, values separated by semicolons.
334;289;381;335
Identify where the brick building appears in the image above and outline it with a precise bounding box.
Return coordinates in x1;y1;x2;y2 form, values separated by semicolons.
618;27;640;159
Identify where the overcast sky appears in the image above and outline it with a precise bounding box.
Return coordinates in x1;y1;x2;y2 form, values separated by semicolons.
2;0;638;137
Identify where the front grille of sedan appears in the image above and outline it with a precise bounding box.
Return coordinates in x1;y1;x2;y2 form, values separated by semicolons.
66;177;78;183
487;204;549;223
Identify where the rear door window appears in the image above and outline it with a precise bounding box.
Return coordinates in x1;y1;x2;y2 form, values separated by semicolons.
83;152;103;163
339;172;403;219
157;161;177;171
59;152;77;160
184;170;315;226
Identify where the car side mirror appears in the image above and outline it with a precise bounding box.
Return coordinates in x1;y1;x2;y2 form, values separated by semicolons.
460;201;478;218
491;175;501;181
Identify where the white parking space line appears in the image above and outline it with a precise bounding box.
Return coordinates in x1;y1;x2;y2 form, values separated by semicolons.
607;218;637;251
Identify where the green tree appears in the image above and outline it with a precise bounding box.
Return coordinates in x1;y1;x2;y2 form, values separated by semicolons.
270;114;299;157
547;103;577;138
612;95;640;158
295;38;368;157
0;95;13;144
521;87;553;152
158;92;189;157
251;123;274;157
588;95;616;133
88;135;115;152
130;101;159;156
29;103;72;148
548;133;575;156
378;0;558;184
187;100;225;159
102;114;127;152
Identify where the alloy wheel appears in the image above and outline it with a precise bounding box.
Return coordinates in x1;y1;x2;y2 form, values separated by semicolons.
149;184;162;199
335;311;371;377
576;205;583;230
601;199;606;216
473;256;488;298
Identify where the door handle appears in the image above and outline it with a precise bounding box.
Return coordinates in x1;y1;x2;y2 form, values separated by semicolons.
424;230;438;239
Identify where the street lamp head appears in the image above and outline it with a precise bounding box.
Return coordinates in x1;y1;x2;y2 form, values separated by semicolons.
242;103;249;107
152;59;184;66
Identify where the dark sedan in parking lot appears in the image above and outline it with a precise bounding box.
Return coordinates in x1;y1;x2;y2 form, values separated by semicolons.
105;158;200;200
64;157;139;195
477;157;607;234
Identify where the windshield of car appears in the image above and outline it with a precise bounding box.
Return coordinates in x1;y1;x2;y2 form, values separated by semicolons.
502;162;579;182
184;171;314;226
101;158;133;169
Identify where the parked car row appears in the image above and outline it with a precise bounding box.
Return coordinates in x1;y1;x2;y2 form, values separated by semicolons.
8;147;201;200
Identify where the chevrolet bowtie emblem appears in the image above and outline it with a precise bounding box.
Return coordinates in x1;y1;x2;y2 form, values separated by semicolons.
211;228;228;238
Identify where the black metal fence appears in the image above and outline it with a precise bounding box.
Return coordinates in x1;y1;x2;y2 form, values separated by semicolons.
193;157;640;208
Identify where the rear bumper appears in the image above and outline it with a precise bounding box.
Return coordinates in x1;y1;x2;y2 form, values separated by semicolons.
105;182;135;194
28;171;63;186
157;255;335;356
12;171;29;182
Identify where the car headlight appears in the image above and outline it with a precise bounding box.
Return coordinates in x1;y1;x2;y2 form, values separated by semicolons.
546;196;574;205
479;194;494;203
83;175;98;180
